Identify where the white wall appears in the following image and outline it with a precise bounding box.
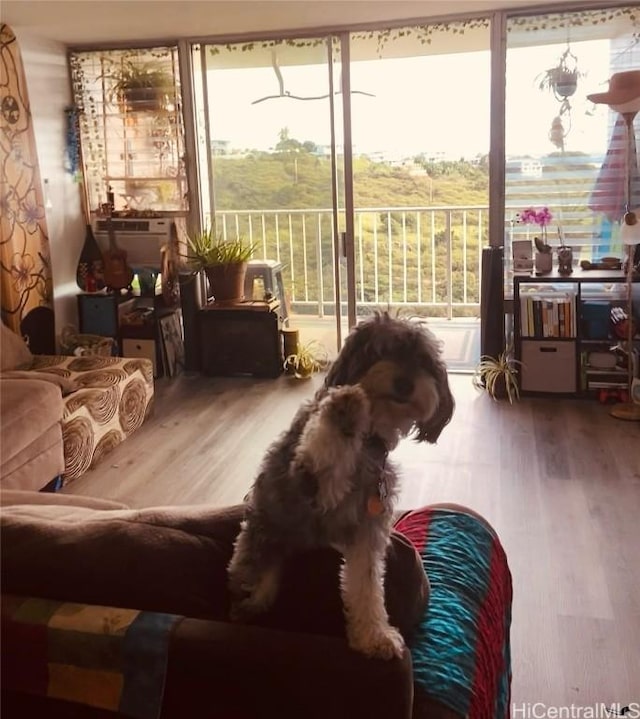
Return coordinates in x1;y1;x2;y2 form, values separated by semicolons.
13;29;85;343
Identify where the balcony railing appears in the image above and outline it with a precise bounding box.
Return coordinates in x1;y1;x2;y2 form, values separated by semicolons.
211;205;488;319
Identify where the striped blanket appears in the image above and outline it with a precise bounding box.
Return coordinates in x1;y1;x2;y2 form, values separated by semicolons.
395;507;513;719
1;595;179;719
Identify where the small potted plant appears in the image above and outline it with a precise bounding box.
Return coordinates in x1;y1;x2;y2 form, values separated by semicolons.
518;206;553;274
283;339;329;379
183;225;257;303
472;346;523;404
103;59;173;113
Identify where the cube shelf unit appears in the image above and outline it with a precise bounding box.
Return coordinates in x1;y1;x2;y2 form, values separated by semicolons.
513;269;638;397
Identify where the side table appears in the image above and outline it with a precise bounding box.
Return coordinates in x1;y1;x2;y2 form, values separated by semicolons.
198;300;283;378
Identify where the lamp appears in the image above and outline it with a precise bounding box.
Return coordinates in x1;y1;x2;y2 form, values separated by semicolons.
588;71;640;421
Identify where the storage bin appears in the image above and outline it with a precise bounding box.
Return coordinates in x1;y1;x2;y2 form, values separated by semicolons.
581;301;611;340
122;338;158;377
520;340;577;393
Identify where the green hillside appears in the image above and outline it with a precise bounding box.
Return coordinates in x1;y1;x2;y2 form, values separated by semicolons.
211;131;490;316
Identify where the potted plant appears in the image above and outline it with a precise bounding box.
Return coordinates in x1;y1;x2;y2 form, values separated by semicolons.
472;346;523;404
103;59;173;113
518;206;553;274
283;339;329;379
184;225;257;303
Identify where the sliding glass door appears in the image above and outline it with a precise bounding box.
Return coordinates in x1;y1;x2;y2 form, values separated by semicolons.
347;21;491;334
193;36;350;355
193;22;492;366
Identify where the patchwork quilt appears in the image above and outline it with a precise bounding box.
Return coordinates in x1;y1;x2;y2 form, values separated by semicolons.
1;595;178;719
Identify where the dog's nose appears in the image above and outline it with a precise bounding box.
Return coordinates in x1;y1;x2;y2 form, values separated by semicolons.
392;376;414;402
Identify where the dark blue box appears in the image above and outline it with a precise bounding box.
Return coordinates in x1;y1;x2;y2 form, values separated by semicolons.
581;301;611;339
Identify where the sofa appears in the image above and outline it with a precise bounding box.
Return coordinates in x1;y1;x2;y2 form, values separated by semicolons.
0;322;154;489
0;490;513;719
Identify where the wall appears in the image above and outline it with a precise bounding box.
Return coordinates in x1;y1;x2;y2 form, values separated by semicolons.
13;29;84;343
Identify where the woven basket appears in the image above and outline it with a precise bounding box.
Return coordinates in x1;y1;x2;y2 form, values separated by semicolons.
60;326;114;357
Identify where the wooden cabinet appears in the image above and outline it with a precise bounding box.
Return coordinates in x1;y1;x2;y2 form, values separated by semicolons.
513;269;637;397
77;292;182;376
198;301;283;378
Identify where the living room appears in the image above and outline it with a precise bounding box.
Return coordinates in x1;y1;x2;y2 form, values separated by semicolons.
1;1;640;717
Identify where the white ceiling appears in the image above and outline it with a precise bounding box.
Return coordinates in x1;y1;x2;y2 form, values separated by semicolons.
3;0;587;46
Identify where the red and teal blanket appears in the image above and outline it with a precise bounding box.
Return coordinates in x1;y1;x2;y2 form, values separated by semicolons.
395;507;513;719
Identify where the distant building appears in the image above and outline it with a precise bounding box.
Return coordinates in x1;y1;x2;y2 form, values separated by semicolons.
211;139;230;155
520;159;543;177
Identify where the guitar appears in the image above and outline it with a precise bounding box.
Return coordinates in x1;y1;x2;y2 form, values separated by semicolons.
102;212;134;291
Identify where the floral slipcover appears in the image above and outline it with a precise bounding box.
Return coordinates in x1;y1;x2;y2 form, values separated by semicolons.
30;354;154;483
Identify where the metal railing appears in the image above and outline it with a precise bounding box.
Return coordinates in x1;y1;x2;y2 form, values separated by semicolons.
210;205;488;319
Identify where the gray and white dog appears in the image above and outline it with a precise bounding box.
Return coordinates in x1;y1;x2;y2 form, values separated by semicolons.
227;312;454;659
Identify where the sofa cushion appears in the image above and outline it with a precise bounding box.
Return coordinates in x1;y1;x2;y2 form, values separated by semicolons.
0;370;78;395
0;489;129;510
0;322;33;371
1;502;428;642
0;378;63;461
0;424;64;491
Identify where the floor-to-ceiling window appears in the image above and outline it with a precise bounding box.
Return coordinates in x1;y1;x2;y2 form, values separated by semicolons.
505;6;639;287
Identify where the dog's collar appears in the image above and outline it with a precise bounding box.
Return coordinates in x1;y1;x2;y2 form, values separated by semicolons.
366;435;389;517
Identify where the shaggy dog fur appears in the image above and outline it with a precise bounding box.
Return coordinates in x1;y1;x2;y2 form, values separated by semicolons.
227;312;454;659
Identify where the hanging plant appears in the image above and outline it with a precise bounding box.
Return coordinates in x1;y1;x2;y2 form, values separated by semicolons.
536;46;584;102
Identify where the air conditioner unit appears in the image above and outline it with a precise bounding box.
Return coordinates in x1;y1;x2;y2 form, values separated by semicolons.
93;217;174;270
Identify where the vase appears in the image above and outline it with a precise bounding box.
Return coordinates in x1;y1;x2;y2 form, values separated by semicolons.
534;251;553;274
557;247;573;275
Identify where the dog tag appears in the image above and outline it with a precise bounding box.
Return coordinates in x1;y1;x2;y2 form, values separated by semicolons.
367;495;384;516
378;478;388;501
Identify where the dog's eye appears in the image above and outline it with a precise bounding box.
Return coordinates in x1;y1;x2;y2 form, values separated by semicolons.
392;376;414;401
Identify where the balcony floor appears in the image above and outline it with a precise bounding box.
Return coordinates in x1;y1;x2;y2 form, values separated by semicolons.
289;315;481;373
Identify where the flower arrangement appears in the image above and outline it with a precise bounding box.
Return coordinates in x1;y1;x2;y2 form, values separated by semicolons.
517;206;553;253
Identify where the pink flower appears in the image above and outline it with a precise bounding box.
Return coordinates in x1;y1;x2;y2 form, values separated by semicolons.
516;206;553;227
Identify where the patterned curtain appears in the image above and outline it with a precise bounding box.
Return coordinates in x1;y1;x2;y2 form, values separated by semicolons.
0;24;54;349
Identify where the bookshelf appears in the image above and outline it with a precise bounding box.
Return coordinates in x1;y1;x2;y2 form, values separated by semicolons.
513;269;637;397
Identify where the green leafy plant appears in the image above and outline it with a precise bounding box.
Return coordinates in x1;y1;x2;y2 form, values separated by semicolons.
472;347;523;404
185;225;257;269
283;339;329;379
102;59;173;111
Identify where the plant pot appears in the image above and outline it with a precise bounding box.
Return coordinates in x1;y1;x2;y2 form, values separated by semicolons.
121;87;164;113
557;247;573;275
204;262;248;303
554;72;577;98
535;251;553;274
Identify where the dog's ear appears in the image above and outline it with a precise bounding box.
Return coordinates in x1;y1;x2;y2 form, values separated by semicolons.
415;359;455;444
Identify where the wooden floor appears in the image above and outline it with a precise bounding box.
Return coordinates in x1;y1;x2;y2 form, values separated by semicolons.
62;371;640;707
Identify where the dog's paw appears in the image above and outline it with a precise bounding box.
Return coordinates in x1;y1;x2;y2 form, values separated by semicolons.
229;593;272;623
322;385;370;438
347;624;405;660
